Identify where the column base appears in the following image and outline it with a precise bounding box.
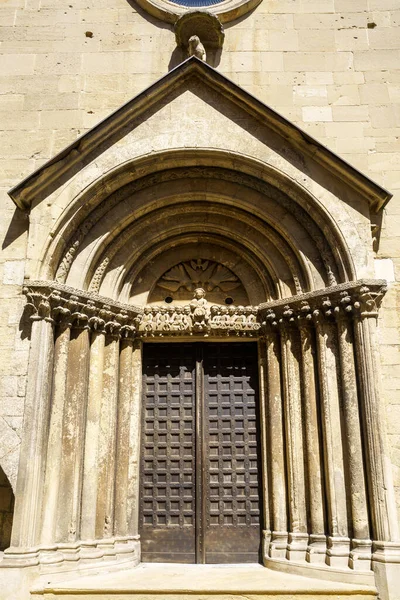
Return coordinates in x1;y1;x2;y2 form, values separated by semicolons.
0;536;140;573
306;534;327;564
349;539;372;572
326;536;350;568
372;542;400;600
286;532;308;562
268;531;288;559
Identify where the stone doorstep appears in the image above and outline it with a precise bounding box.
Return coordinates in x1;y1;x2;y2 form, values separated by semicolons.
30;563;378;599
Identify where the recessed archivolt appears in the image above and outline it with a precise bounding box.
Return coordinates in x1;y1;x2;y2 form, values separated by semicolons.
39;151;356;304
75;186;316;294
86;202;309;301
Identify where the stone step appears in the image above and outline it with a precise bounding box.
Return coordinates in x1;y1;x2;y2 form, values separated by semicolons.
30;563;378;600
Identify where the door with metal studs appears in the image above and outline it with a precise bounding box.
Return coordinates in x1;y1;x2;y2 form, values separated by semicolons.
139;342;263;564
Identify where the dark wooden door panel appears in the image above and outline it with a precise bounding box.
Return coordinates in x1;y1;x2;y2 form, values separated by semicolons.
204;343;262;563
140;343;196;563
139;342;262;564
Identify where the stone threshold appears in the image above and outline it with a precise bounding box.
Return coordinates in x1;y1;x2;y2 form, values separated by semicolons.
31;563;377;597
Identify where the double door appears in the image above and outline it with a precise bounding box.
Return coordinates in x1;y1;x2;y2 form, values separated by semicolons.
139;342;262;564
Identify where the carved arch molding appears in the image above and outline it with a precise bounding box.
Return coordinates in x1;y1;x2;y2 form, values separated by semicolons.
4;163;399;583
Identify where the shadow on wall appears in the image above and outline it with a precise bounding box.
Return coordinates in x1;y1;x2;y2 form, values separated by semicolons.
0;466;14;551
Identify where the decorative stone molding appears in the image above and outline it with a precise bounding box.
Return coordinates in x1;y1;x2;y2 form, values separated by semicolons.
23;279;387;339
3;536;140;571
57;166;341;292
23;281;143;335
259;280;387;330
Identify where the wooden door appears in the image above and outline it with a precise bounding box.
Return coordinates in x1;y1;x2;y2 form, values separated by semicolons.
139;342;262;564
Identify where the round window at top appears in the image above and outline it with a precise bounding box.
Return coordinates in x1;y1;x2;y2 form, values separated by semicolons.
134;0;262;24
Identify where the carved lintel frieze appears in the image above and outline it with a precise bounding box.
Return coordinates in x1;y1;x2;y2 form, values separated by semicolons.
23;282;143;336
140;288;261;337
23;279;387;339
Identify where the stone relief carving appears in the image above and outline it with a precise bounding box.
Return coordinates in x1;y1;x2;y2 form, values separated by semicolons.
23;280;387;339
157;259;241;294
140;287;260;337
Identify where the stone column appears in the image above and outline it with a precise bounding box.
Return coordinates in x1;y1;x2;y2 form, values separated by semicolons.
80;326;106;541
313;304;350;567
114;330;136;537
335;295;371;571
280;313;308;561
95;328;120;540
352;286;400;596
258;338;271;559
40;318;71;546
10;311;54;553
265;324;288;559
353;288;399;544
298;312;326;564
127;340;143;537
56;318;90;544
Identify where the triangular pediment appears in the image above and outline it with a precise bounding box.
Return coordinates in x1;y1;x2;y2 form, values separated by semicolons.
9;56;390;212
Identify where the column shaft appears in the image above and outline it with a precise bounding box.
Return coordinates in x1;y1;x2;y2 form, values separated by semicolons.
80;329;105;540
354;316;399;543
315;317;349;566
127;340;143;536
11;318;54;549
115;337;134;537
258;338;271;558
280;325;308;560
337;316;371;569
40;322;71;545
56;326;90;542
95;334;120;539
265;328;288;558
299;324;326;563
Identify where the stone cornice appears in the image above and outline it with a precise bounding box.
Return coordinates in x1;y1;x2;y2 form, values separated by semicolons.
23;280;387;338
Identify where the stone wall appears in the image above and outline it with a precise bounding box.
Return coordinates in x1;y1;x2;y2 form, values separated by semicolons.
0;0;399;522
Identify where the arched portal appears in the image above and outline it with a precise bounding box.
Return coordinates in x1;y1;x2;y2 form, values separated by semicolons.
4;150;397;585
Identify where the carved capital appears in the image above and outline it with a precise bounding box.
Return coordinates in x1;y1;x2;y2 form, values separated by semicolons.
353;285;387;320
23;281;143;336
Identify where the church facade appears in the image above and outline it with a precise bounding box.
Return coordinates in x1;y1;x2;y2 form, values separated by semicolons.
1;1;400;599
